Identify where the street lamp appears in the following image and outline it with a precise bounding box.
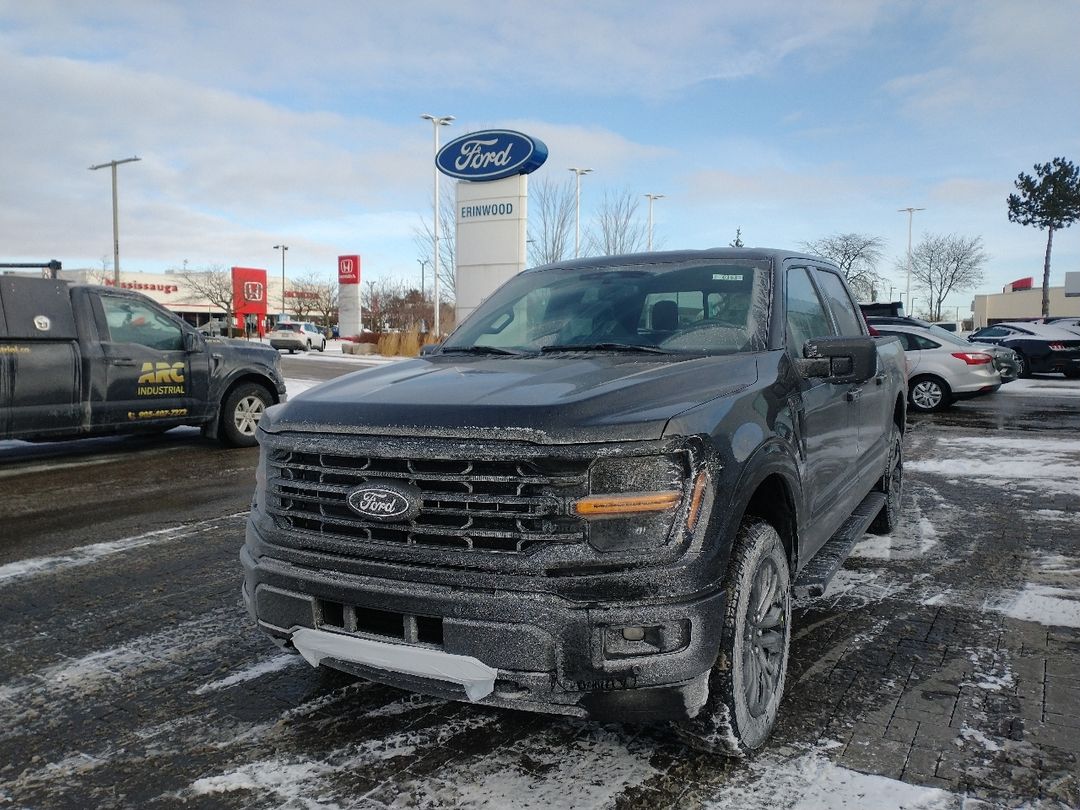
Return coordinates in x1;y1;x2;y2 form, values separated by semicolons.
898;207;926;308
88;156;141;285
417;258;429;299
569;167;593;257
274;244;289;323
644;193;665;251
421;113;454;337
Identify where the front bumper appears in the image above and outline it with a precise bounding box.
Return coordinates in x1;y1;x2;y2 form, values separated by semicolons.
241;521;723;723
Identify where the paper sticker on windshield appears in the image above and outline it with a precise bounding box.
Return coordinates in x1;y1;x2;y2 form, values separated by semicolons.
713;274;743;282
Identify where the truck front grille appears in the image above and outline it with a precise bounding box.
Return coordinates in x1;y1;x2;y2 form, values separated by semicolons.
267;450;590;554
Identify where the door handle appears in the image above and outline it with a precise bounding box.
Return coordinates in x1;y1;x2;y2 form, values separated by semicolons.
109;358;137;367
846;387;862;402
875;371;887;386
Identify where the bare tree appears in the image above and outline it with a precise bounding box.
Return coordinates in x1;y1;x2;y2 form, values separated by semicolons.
802;233;885;301
902;234;987;321
729;228;745;248
287;273;323;321
528;176;575;265
584;189;647;256
179;264;235;327
304;275;339;331
413;181;457;301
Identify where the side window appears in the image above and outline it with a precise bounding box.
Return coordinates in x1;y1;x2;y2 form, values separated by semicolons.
910;334;941;350
785;267;835;355
813;270;865;337
100;296;183;351
876;330;914;351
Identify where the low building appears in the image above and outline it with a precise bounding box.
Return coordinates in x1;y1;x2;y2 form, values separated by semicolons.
972;273;1080;327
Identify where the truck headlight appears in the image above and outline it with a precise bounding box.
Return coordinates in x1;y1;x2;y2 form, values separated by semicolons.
573;454;688;552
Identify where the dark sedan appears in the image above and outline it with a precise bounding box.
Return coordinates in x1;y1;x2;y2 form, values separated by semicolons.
968;322;1080;378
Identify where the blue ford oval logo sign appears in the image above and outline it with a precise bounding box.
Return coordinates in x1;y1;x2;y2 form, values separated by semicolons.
346;481;421;522
436;129;548;182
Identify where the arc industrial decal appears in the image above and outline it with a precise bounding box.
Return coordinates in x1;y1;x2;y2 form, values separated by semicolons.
137;361;185;396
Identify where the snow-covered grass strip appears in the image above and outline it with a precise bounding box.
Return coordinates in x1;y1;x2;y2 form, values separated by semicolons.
0;512;247;588
194;653;303;695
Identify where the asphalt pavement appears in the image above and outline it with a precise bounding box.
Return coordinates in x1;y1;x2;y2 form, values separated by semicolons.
0;372;1078;809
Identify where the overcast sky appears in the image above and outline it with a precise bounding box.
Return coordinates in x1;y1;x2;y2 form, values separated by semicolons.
2;1;1078;314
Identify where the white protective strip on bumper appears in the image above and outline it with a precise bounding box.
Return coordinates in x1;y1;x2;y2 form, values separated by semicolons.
290;627;498;701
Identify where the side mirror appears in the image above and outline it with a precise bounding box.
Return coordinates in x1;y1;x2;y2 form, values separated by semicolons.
183;330;204;353
797;336;876;384
420;343;440;357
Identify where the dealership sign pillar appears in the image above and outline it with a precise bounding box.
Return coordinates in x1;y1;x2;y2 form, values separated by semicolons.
338;255;361;336
435;130;548;323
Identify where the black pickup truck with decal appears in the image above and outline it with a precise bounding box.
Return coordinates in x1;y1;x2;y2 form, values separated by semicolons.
0;276;285;447
243;248;907;754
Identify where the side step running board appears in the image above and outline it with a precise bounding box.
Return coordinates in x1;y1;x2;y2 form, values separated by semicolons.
793;491;886;599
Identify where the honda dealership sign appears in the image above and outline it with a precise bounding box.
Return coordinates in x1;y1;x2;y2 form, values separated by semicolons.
437;130;546;321
436;130;548;182
338;254;362;336
338;255;360;285
231;266;268;335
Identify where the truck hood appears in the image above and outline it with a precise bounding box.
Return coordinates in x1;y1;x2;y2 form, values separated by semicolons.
261;353;758;444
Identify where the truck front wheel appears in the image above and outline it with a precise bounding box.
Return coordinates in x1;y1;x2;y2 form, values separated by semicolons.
679;519;791;756
220;383;272;447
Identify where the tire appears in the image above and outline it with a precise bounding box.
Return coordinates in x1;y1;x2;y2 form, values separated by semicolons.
908;375;951;413
869;425;903;534
305;339;312;351
220;383;272;447
318;340;325;352
1015;352;1032;379
678;519;791;756
288;347;295;354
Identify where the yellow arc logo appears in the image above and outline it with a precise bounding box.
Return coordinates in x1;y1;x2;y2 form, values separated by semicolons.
138;362;185;384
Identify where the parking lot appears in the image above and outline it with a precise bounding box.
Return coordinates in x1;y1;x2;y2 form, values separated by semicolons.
1;363;1078;809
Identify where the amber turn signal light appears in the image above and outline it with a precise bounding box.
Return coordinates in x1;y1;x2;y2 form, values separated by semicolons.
572;490;681;517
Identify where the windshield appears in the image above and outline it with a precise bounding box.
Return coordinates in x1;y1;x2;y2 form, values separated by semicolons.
443;260;772;355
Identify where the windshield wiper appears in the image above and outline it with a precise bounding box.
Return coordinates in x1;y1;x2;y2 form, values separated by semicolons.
438;345;523;356
539;342;669;354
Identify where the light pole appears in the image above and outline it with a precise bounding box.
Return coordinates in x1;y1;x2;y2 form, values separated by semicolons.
898;207;925;309
274;244;288;323
421;113;454;337
89;156;141;285
417;258;428;299
569;167;593;257
645;193;665;251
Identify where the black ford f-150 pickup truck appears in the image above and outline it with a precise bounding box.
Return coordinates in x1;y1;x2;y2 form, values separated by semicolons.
0;276;285;447
242;248;907;754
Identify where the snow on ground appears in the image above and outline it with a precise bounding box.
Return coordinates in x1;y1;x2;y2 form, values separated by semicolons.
998;377;1080;397
906;436;1080;497
703;749;960;810
194;652;303;695
0;512;246;588
986;584;1080;629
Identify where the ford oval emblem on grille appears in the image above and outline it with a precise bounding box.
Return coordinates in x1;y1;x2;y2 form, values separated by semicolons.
346;481;421;522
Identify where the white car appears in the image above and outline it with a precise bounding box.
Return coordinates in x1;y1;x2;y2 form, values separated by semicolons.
871;320;1004;412
269;321;326;353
